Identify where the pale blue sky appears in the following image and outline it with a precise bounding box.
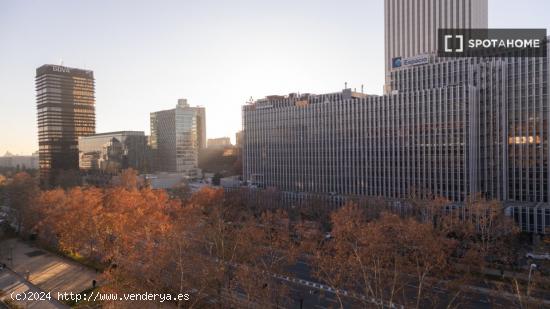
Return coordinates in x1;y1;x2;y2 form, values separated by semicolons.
1;0;549;155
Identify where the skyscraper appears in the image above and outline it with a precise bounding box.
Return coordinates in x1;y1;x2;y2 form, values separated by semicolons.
384;0;488;91
36;64;95;186
192;102;207;151
150;99;204;178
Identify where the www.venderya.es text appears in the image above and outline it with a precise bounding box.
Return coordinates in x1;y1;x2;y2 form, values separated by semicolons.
57;291;190;303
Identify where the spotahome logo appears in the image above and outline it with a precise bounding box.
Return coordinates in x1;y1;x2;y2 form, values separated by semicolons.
438;29;547;57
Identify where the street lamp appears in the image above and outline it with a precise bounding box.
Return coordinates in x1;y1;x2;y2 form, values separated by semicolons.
527;263;537;297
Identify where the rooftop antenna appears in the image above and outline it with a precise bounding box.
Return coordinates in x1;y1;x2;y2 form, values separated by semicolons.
59;58;64;66
344;82;348;89
361;84;364;93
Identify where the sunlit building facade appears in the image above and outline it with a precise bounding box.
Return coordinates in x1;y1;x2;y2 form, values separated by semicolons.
36;64;95;186
242;0;550;235
78;131;150;174
207;137;232;148
244;47;550;206
384;0;488;91
150;99;204;178
243;87;474;201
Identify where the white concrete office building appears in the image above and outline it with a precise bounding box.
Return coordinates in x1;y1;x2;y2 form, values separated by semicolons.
242;0;550;233
384;0;488;90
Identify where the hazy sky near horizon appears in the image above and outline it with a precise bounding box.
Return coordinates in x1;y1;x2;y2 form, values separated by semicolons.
1;0;550;155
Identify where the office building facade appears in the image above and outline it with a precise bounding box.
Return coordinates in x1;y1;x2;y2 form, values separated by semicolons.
194;103;207;150
208;137;232;148
236;131;244;149
150;99;204;178
390;54;550;203
36;64;95;186
244;50;549;206
243;87;474;201
78;131;150;174
384;0;488;90
243;0;550;236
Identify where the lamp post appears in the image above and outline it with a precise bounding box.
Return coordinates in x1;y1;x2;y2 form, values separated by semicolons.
527;263;537;297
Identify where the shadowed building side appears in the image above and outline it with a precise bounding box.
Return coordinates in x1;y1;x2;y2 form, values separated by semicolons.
35;64;95;187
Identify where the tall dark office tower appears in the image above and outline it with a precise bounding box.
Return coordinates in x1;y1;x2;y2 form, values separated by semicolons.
36;64;95;186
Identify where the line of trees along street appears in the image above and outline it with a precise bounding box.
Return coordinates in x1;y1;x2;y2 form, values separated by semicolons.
0;170;546;308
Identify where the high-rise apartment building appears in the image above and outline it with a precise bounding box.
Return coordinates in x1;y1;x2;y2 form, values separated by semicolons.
150;99;204;178
236;131;244;149
36;64;95;186
194;103;207;150
384;0;488;90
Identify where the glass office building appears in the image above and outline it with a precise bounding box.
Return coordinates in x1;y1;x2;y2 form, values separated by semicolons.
78;131;150;174
150;99;204;178
36;64;95;186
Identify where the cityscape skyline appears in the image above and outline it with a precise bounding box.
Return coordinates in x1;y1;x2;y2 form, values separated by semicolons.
2;1;550;307
2;0;550;155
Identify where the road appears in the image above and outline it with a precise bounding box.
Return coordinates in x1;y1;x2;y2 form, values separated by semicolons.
0;238;100;308
0;267;69;309
280;257;550;308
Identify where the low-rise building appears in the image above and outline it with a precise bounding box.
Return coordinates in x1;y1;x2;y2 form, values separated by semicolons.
207;137;232;149
78;131;150;174
0;152;39;169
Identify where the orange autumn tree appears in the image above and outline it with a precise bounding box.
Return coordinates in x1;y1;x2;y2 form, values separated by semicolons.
35;188;66;246
312;202;368;308
118;168;141;190
35;187;105;259
5;172;40;235
103;186;175;265
231;209;297;308
65;187;103;256
436;195;520;272
312;202;456;308
163;199;212;308
191;187;243;301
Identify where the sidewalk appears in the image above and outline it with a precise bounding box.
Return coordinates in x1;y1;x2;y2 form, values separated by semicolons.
0;238;99;304
0;267;68;309
456;263;550;285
